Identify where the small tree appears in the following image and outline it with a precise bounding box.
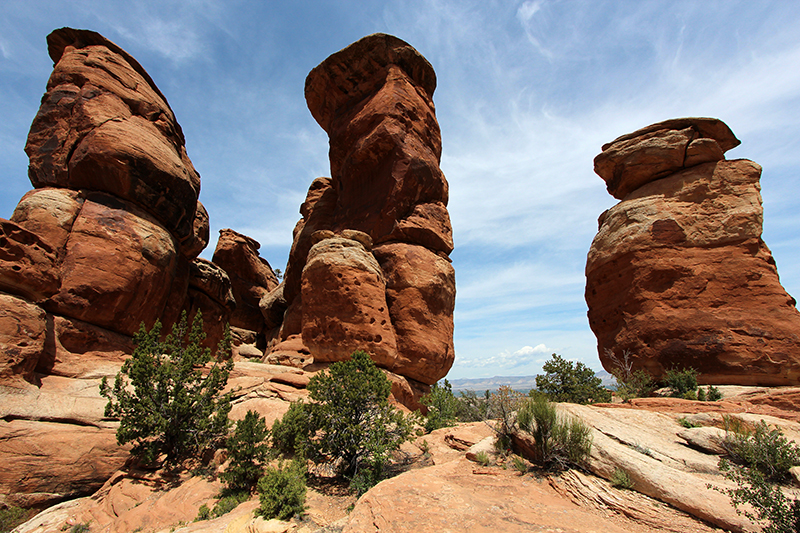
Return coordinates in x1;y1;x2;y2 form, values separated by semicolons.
421;379;459;432
100;312;233;466
535;354;611;404
306;350;413;480
221;410;270;493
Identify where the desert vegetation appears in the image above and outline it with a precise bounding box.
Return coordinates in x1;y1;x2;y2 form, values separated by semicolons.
712;419;800;532
100;312;233;466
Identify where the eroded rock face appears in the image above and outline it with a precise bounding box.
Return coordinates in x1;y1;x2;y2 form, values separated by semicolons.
262;34;455;387
212;228;279;333
586;118;800;385
0;28;223;507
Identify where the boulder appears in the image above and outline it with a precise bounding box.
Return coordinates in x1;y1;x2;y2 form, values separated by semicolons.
185;258;235;351
10;188;83;256
374;243;455;384
586;119;800;385
0;219;60;303
300;235;398;367
212;228;278;332
594;117;740;199
47;193;179;336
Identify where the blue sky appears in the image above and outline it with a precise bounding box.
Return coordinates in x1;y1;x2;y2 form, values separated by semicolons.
2;1;799;379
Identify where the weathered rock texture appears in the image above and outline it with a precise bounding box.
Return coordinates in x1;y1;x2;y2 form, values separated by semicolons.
261;34;455;388
0;28;232;508
212;229;279;333
586;117;800;385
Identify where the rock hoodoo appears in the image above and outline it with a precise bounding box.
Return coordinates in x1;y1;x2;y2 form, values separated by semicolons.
586;117;800;385
0;27;234;508
261;34;456;387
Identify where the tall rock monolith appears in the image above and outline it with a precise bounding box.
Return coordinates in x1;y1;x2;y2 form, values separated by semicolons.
261;34;456;388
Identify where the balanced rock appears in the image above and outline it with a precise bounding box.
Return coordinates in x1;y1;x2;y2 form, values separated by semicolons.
261;34;455;389
586;118;800;385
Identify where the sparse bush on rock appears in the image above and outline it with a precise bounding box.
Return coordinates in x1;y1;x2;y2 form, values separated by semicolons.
100;312;233;466
516;394;592;470
535;354;611;404
713;420;800;533
256;460;307;521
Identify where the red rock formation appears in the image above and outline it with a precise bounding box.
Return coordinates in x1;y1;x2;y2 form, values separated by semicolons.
261;34;455;387
212;228;279;333
586;117;800;385
0;28;225;508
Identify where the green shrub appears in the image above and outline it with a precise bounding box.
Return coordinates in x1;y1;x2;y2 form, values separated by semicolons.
678;417;700;429
511;455;528;473
348;460;388;497
697;387;707;401
100;312;233;466
682;389;698;401
723;420;800;483
0;505;27;533
611;467;634;490
516;394;593;470
70;525;90;533
716;460;800;533
221;410;270;492
306;351;414;479
256;461;307;521
210;491;249;518
474;451;491;466
707;385;723;401
454;390;489;422
535;354;611;404
421;379;459;432
270;401;314;458
195;503;210;521
664;367;698;398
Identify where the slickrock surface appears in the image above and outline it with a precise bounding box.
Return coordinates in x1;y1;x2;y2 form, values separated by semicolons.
586;117;800;384
261;33;455;392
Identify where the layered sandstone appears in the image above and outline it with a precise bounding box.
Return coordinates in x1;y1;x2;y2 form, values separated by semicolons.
586;118;800;385
261;34;455;387
0;28;230;507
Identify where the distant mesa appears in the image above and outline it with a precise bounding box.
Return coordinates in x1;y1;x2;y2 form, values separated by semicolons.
586;117;800;385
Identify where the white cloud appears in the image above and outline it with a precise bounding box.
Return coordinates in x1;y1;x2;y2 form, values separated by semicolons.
456;343;550;370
